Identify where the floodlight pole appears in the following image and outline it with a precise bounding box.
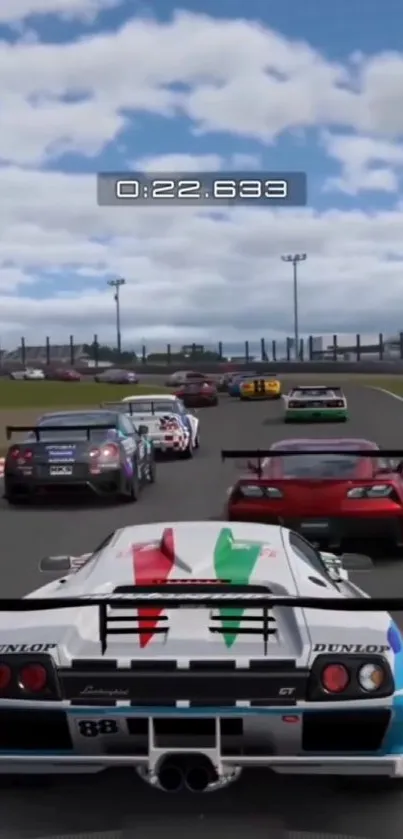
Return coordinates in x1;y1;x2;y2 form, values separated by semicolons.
107;278;126;355
281;254;307;360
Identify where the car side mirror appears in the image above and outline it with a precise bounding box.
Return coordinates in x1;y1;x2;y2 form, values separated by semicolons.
138;424;148;436
340;553;373;571
39;554;92;572
321;552;372;581
39;556;73;572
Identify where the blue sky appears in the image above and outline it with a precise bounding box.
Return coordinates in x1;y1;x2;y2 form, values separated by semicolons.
1;0;403;350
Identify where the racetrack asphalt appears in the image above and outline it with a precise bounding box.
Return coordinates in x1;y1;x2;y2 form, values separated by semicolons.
2;383;403;839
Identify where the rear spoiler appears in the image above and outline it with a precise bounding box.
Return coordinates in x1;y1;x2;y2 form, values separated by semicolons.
0;587;402;656
221;449;403;478
101;401;164;416
6;425;117;441
102;401;135;415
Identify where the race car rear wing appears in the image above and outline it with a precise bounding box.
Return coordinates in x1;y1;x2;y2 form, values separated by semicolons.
101;401;171;416
0;587;402;656
221;448;403;478
6;424;118;441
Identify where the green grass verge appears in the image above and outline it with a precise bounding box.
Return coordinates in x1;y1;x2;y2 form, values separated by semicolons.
0;380;170;409
360;377;403;396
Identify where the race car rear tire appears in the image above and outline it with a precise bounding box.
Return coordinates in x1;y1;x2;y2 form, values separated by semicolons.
121;469;140;502
147;456;156;484
181;439;194;459
5;493;29;506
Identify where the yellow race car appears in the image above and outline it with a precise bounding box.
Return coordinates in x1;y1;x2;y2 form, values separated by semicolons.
239;375;282;400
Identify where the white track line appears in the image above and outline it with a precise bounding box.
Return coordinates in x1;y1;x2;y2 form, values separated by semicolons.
369;386;403;403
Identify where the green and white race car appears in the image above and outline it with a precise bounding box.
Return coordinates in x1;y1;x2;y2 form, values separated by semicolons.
284;385;348;422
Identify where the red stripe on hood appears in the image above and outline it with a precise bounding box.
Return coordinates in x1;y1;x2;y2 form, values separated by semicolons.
132;527;175;648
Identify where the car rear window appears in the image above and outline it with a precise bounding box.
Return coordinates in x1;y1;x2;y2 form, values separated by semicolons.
35;412;118;441
291;388;334;398
279;453;359;478
126;401;180;414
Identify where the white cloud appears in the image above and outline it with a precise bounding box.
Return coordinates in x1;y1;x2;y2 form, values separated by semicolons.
132;153;262;172
0;0;120;24
132;154;223;173
323;132;403;194
2;12;403;165
2;10;403;346
1;166;403;345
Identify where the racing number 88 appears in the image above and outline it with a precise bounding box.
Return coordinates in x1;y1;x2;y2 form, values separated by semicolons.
78;719;119;737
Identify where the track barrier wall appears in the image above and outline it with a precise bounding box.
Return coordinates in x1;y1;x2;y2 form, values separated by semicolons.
2;333;403;375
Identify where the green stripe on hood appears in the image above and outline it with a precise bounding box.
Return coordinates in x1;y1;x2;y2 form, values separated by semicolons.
213;527;261;648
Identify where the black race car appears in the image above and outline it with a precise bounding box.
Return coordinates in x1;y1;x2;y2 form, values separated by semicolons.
4;409;156;505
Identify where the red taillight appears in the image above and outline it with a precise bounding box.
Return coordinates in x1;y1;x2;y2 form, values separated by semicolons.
18;663;48;692
0;664;12;690
89;447;100;458
321;663;350;693
101;443;119;458
9;447;33;461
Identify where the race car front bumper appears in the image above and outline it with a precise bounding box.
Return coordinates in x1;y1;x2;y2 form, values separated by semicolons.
0;705;402;787
285;408;348;421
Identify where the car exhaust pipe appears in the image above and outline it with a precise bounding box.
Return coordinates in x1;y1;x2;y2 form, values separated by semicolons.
184;762;215;792
156;760;184;792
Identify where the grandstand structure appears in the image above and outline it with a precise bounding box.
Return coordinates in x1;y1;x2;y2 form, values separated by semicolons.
3;344;88;365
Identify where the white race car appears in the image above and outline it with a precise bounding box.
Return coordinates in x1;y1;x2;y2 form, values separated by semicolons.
0;520;401;792
9;367;45;381
107;394;200;457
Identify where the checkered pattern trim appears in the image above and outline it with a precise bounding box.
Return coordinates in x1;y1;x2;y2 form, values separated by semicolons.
155;432;189;451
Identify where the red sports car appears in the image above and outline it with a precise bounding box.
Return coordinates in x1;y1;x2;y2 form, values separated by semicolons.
175;380;218;407
46;367;81;381
223;438;403;549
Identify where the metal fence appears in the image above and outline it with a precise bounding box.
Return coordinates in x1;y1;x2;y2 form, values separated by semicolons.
2;332;403;368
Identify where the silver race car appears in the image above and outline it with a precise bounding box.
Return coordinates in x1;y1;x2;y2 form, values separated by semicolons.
102;394;200;457
0;520;401;792
9;367;45;381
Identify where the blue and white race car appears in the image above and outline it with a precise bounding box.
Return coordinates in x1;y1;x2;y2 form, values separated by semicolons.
4;409;155;504
103;394;200;458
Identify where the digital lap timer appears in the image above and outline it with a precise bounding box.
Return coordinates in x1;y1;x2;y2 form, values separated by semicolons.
97;171;307;207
